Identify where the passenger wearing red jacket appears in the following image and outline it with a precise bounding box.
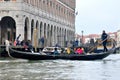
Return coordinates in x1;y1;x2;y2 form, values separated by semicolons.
75;47;84;54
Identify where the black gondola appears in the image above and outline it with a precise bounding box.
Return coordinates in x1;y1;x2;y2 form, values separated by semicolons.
8;47;115;60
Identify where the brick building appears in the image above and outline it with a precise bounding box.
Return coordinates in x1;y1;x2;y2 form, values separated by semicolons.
0;0;76;47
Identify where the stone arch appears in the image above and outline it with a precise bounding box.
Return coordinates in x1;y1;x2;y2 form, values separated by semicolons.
47;24;50;46
44;23;46;38
50;25;53;46
36;21;39;29
36;20;39;37
35;20;39;46
64;29;67;47
43;23;47;46
57;27;59;44
24;17;29;41
59;27;62;46
47;24;50;38
40;22;43;38
31;19;34;42
0;16;16;44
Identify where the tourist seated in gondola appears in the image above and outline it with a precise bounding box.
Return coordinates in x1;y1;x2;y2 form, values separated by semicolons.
75;47;84;54
23;42;28;50
22;40;34;53
66;47;71;54
63;47;75;54
27;40;34;53
53;47;59;55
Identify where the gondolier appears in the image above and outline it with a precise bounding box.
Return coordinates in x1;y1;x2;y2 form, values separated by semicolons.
101;30;108;52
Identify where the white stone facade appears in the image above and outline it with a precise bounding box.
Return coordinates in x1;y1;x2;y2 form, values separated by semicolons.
0;0;76;47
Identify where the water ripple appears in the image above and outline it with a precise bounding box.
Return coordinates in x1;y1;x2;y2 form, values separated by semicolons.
0;54;120;80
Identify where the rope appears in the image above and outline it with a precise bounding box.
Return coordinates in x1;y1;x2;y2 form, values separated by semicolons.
7;46;16;59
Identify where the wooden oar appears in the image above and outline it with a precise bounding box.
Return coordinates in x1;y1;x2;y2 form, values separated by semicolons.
87;38;108;53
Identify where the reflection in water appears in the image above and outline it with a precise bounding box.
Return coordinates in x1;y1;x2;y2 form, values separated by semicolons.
0;54;120;80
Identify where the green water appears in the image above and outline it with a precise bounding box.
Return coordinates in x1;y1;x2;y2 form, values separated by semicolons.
0;54;120;80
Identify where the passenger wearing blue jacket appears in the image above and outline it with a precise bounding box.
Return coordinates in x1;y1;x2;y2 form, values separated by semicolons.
53;48;59;55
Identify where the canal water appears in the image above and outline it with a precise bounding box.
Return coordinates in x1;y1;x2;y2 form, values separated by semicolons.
0;54;120;80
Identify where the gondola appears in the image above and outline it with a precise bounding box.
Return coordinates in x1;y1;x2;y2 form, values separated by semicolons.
0;45;9;57
8;47;115;60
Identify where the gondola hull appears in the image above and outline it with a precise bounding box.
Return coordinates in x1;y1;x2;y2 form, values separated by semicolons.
8;47;114;60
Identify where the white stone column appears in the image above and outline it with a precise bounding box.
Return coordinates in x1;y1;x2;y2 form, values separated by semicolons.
52;27;55;46
16;22;24;41
55;27;57;45
28;22;31;40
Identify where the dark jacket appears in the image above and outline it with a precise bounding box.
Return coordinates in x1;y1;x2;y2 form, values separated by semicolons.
101;33;108;41
101;32;108;46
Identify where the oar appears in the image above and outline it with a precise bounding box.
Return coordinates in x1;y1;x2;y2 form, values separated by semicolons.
87;38;108;53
